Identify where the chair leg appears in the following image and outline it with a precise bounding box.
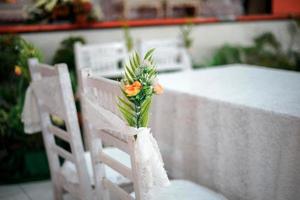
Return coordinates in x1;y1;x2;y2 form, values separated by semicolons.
53;183;64;200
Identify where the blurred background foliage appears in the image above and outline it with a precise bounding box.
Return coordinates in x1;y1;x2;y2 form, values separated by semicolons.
197;28;300;71
180;21;194;49
0;34;43;138
0;34;48;184
123;25;134;52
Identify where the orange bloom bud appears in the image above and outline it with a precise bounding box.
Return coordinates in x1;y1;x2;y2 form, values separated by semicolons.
124;81;142;97
154;83;163;95
14;65;22;76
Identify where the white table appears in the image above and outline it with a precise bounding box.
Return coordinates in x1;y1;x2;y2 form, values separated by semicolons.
151;65;300;200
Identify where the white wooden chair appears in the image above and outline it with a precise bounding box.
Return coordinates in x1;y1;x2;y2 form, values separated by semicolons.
123;0;163;19
75;42;133;186
28;58;93;200
166;0;201;17
139;38;192;72
81;71;228;200
29;59;131;200
74;41;128;79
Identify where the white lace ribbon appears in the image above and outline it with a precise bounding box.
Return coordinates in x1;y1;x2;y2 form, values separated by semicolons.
21;85;42;134
83;96;170;200
130;127;170;200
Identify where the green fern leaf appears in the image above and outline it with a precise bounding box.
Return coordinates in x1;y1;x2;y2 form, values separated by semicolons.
118;104;136;126
118;97;134;111
140;98;152;127
144;48;155;60
130;55;137;70
125;68;134;83
133;51;140;67
125;64;135;80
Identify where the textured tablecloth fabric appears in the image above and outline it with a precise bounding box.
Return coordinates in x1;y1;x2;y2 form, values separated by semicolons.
151;65;300;200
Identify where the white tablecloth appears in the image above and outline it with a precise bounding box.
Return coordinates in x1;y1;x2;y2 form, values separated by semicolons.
151;65;300;200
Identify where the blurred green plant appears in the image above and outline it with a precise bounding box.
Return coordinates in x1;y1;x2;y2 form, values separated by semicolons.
0;35;20;83
0;35;43;137
123;25;134;52
0;35;48;183
204;32;300;71
180;21;194;49
52;36;86;92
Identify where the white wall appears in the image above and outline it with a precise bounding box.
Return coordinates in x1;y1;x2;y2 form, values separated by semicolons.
21;20;295;65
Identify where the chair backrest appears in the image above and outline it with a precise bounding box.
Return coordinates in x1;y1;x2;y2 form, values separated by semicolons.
28;58;93;200
80;69;140;200
75;41;128;78
139;38;192;71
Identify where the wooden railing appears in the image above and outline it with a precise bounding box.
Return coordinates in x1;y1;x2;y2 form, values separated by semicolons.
0;14;299;34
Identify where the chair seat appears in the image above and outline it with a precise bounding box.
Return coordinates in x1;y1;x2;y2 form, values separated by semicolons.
131;180;227;200
61;147;131;186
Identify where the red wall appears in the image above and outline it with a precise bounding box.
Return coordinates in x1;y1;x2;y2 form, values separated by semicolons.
273;0;300;15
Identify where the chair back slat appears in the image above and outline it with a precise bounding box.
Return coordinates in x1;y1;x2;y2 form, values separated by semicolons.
47;124;70;142
100;151;133;181
28;58;93;200
52;145;75;163
98;130;130;154
103;179;135;200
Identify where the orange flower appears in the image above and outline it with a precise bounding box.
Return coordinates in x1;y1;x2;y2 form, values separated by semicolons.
124;81;142;97
14;65;22;76
154;83;163;94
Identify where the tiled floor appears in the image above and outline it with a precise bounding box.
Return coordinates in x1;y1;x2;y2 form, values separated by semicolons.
0;180;74;200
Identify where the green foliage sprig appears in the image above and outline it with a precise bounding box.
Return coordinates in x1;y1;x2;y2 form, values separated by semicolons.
118;49;163;128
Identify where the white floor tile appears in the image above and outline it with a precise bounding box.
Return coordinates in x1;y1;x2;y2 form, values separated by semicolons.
20;180;76;200
0;185;23;198
1;181;82;200
0;193;30;200
20;180;52;200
